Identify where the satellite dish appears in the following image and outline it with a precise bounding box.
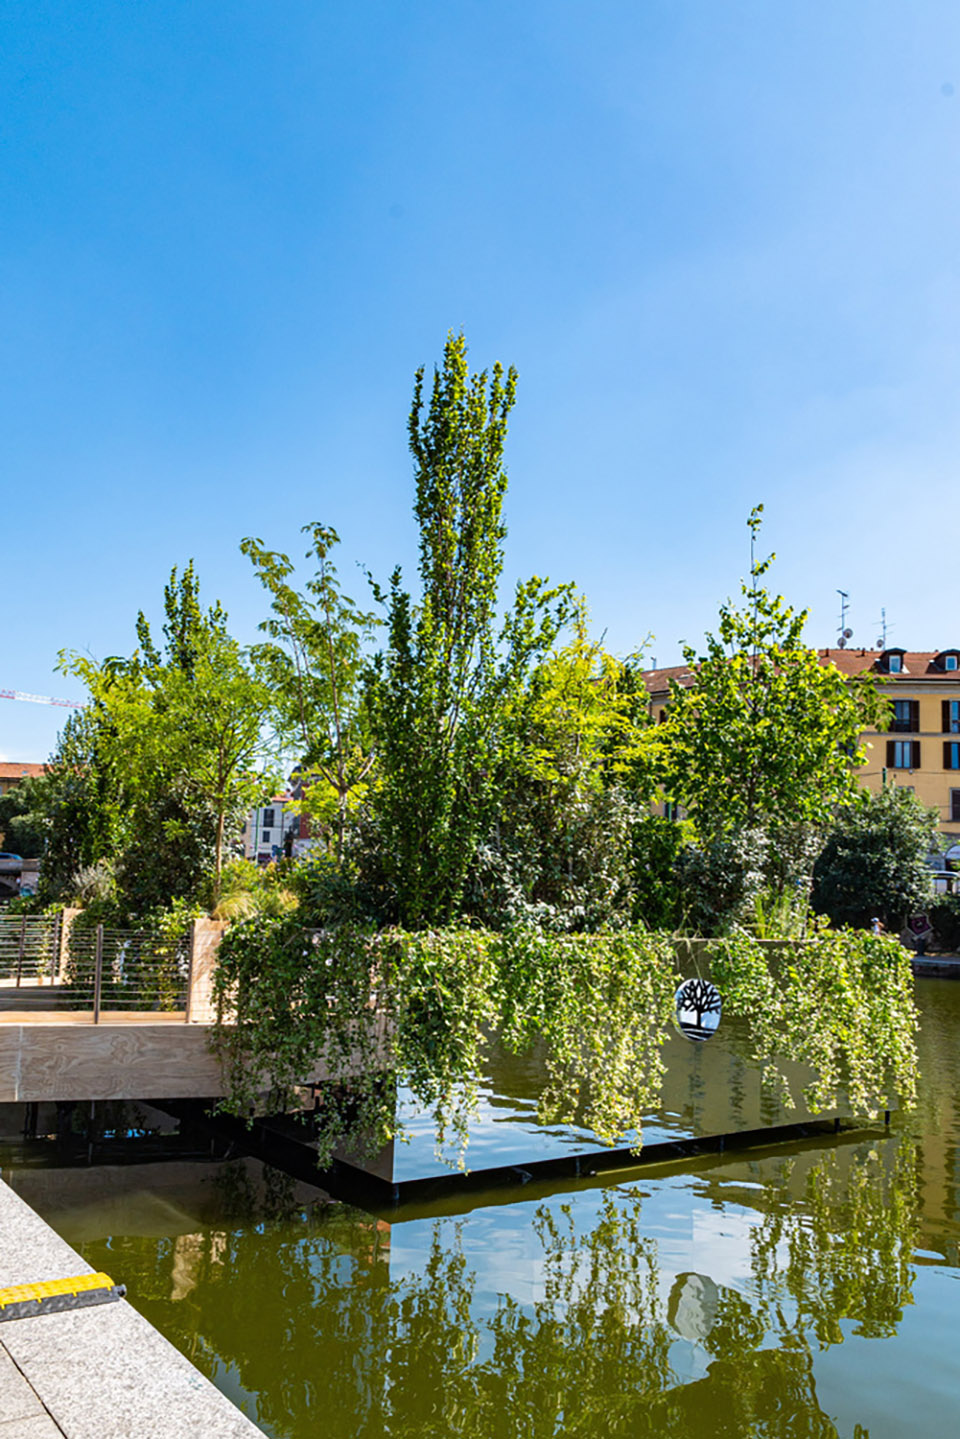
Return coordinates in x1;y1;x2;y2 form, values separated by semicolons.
838;636;847;648
843;628;853;639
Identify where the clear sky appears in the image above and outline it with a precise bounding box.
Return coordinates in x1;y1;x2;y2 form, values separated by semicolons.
4;2;960;761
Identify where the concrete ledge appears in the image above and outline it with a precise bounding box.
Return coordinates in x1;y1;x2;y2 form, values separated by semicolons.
911;954;960;978
0;1178;261;1438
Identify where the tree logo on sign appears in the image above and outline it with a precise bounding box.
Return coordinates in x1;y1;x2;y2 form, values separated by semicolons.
674;978;722;1042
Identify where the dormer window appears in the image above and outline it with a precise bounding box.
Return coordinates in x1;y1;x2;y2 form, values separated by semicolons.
881;649;906;674
938;650;960;672
948;656;958;671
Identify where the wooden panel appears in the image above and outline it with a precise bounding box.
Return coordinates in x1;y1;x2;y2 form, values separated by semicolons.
4;1025;221;1102
0;1020;377;1103
185;919;228;1025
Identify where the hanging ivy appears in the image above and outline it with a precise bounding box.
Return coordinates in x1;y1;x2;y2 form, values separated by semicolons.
212;921;919;1167
709;927;919;1115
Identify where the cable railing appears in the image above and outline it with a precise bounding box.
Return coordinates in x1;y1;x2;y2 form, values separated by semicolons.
0;913;61;988
0;914;195;1020
63;925;191;1019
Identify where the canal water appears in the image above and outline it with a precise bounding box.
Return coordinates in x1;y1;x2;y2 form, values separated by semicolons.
2;980;959;1437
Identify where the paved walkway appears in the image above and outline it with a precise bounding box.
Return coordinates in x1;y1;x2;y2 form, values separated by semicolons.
0;1179;260;1438
912;953;960;977
0;1342;64;1436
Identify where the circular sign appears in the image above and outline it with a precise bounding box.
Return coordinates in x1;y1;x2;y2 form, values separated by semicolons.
674;978;722;1042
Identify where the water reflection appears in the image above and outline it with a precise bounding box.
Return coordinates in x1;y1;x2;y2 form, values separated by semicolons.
42;1136;913;1438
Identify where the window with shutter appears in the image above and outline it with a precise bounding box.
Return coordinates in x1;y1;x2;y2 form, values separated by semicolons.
945;700;960;734
945;743;960;771
889;740;919;768
952;790;960;822
892;700;919;733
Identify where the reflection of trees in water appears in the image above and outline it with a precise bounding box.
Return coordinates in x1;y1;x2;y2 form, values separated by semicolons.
209;1157;303;1225
78;1142;916;1438
741;1139;918;1348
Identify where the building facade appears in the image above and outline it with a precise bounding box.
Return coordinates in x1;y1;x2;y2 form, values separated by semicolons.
821;647;960;845
243;796;313;865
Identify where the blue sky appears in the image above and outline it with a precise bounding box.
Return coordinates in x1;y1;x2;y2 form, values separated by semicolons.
4;2;960;761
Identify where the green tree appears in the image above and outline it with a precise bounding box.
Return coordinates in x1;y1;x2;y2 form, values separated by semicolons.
241;524;377;862
471;602;655;929
57;564;275;911
811;786;938;930
0;775;48;858
367;333;570;926
155;626;276;895
662;508;886;850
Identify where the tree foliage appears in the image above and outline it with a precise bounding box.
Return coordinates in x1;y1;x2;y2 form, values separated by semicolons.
468;605;654;930
662;508;886;845
366;333;570;926
242;524;377;861
0;775;48;858
811;786;938;931
49;563;275;914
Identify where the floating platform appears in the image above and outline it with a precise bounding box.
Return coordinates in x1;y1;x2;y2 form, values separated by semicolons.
161;1101;891;1221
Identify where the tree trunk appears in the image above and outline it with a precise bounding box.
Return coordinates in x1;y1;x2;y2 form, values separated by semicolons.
214;807;225;902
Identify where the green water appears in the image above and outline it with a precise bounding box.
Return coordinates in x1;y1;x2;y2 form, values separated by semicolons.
4;983;960;1438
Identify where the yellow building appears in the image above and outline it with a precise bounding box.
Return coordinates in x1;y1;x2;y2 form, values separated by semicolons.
642;647;960;844
819;647;960;843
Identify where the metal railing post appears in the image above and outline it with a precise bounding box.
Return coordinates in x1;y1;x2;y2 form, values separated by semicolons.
183;921;196;1023
15;916;26;989
49;911;61;987
93;925;104;1024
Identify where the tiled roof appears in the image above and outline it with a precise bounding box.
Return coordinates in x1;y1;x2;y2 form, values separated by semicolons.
641;665;695;696
818;649;960;678
0;762;47;781
641;648;960;695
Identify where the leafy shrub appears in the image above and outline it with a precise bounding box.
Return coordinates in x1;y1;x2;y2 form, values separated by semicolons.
928;895;960;953
675;829;768;935
811;788;938;930
629;816;686;930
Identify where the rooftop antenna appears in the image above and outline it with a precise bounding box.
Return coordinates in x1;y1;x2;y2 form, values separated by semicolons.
875;607;891;650
837;590;853;649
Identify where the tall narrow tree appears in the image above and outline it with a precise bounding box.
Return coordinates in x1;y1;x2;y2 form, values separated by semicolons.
368;333;569;926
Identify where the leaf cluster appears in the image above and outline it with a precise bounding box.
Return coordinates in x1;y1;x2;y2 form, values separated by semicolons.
213;923;918;1165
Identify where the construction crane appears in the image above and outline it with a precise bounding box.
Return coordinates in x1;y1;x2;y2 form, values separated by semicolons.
0;688;83;709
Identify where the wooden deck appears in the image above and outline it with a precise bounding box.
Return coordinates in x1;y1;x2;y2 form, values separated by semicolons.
0;1021;230;1103
0;1010;188;1025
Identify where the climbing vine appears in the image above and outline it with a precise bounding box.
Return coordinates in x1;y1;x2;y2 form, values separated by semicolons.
709;927;919;1115
212;922;919;1166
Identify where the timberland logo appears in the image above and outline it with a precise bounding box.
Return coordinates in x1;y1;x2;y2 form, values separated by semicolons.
674;978;722;1042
